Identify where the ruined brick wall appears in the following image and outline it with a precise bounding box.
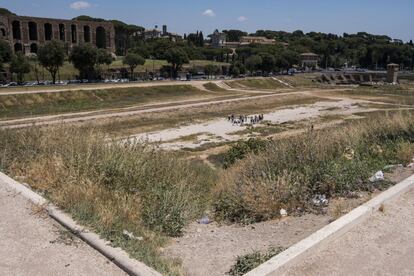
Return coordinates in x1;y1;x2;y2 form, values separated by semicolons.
0;14;115;54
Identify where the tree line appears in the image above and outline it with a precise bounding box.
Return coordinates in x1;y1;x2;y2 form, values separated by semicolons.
0;39;193;83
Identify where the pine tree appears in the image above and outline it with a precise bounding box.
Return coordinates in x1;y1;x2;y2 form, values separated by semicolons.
199;31;204;47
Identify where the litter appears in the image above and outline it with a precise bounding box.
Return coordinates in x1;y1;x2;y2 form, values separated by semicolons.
280;209;288;217
122;230;143;241
312;194;329;206
199;216;210;224
369;171;384;182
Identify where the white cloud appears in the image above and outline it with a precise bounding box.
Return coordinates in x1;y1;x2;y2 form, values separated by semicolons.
202;9;216;17
70;1;92;10
237;16;248;22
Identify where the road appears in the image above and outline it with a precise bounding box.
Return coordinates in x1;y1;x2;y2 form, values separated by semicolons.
279;186;414;276
0;180;126;276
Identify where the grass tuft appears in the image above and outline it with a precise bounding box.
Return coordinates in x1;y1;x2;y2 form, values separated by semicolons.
228;247;285;276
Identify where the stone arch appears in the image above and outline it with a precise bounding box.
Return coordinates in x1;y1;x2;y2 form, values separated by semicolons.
12;20;21;40
30;43;38;54
71;24;77;43
28;21;38;41
44;23;53;41
96;26;106;49
83;25;91;43
14;43;23;53
59;24;65;41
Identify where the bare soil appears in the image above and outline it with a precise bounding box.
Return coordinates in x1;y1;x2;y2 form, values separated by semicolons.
282;170;414;276
164;167;414;276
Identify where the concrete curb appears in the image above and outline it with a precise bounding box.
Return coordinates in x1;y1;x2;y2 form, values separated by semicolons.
0;172;162;276
245;173;414;276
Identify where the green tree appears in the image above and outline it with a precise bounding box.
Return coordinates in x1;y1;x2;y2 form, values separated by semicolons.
165;48;189;78
37;41;65;84
259;53;276;73
10;53;31;83
123;53;145;79
222;30;248;42
245;55;262;74
96;49;113;76
204;64;220;78
29;55;41;84
69;44;98;80
0;40;12;64
229;62;246;77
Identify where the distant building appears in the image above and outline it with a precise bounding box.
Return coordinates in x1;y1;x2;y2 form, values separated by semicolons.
239;36;276;45
300;53;320;68
143;25;182;41
144;28;162;39
211;29;227;48
210;31;281;49
0;13;115;55
387;63;399;83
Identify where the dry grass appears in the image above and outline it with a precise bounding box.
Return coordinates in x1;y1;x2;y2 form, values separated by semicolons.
277;74;322;88
225;78;286;90
214;111;414;223
395;141;414;166
0;126;216;275
0;85;209;119
203;82;226;92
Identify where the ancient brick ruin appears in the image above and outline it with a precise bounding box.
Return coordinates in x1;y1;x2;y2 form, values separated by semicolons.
0;14;115;54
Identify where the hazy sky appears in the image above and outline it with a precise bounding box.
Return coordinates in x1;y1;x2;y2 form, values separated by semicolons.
1;0;413;41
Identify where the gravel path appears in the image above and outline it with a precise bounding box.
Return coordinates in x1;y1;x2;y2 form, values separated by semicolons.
0;181;126;276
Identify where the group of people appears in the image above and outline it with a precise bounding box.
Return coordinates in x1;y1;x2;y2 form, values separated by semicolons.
227;114;265;126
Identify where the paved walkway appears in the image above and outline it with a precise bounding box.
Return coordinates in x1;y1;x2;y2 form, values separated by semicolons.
281;187;414;276
0;181;126;276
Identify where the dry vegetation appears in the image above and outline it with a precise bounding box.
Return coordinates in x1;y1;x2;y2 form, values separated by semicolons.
0;85;210;119
99;94;324;136
0;126;215;275
1;78;414;274
225;78;287;90
214;111;414;223
1;111;413;274
276;74;322;88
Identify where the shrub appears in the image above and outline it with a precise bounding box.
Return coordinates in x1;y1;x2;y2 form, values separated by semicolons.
215;113;414;223
0;125;216;274
223;138;267;168
26;127;213;236
228;247;285;276
395;141;414;166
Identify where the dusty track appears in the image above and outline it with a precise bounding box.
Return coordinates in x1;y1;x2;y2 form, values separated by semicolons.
0;88;350;129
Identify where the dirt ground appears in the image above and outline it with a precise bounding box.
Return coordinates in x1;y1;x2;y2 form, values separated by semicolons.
129;99;370;150
281;175;414;276
164;167;414;276
0;182;126;276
